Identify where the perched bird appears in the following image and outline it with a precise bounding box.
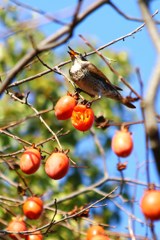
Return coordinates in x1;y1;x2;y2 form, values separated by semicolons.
68;47;135;109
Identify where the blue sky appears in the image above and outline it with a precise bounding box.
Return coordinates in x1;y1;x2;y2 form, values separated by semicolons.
19;0;159;102
2;0;160;238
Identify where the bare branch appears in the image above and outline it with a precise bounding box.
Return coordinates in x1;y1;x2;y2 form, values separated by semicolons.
6;12;158;90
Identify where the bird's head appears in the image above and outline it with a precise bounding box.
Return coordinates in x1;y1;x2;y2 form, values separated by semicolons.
68;46;87;63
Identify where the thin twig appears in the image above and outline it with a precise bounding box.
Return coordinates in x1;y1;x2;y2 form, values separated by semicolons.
90;129;108;177
108;0;160;24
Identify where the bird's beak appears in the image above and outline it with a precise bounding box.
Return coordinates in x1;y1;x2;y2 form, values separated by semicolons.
68;46;79;59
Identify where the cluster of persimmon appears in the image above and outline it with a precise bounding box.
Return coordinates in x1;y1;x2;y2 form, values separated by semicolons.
7;147;70;238
111;126;160;222
7;196;43;239
54;94;95;132
20;147;69;180
55;94;134;157
55;94;134;156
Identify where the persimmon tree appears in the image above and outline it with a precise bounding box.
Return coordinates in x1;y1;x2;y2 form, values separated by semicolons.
0;1;160;240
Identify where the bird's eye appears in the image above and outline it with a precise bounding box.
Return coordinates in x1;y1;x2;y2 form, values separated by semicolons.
80;54;87;61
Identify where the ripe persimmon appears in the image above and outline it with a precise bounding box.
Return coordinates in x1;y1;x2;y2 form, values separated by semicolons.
71;104;94;131
55;95;77;120
86;225;105;240
140;189;160;221
20;147;41;174
26;230;43;240
7;218;27;240
111;127;133;157
23;197;43;220
45;152;69;180
91;235;110;240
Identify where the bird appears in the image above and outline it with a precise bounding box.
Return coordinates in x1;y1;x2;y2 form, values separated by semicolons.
68;47;135;109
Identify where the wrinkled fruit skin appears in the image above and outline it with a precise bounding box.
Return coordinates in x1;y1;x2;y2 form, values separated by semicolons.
45;152;69;180
71;104;94;131
55;95;77;120
26;231;43;240
87;225;105;240
91;235;110;240
23;197;43;220
111;130;133;157
7;218;27;240
140;190;160;221
20;148;41;174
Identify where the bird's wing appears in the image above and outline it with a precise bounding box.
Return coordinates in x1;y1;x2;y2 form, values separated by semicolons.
87;63;122;91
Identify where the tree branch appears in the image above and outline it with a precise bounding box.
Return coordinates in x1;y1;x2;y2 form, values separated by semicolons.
0;0;108;95
139;0;160;177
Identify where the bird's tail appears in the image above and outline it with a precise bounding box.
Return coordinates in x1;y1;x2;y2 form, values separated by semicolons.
104;90;136;109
